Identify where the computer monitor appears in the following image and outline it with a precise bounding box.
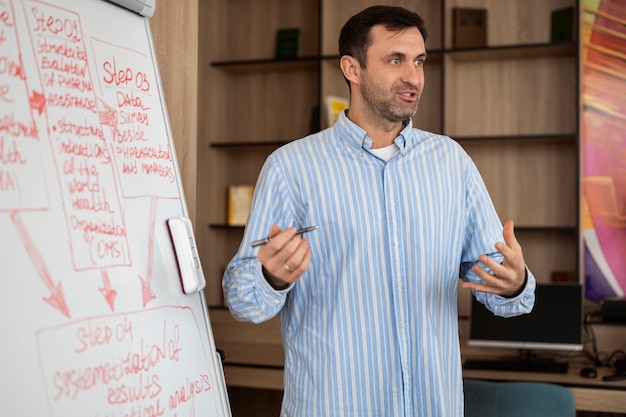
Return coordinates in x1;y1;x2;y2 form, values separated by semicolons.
468;283;584;351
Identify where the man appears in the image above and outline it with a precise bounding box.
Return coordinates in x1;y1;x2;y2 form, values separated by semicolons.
223;5;535;416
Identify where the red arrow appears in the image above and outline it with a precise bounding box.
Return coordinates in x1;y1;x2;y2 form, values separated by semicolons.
29;91;45;115
99;269;117;311
10;211;70;318
139;196;158;307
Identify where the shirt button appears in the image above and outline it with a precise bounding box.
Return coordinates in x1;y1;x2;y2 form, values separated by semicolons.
401;322;406;329
398;281;402;288
394;240;399;246
390;201;395;207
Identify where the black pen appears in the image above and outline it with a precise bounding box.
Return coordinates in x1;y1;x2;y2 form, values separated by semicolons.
251;225;318;247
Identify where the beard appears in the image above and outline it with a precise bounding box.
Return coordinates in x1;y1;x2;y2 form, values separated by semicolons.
359;76;421;123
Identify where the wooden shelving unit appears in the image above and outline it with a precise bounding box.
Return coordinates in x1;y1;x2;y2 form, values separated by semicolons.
197;0;579;401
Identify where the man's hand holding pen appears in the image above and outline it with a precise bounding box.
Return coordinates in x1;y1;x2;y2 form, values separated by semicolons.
255;225;316;290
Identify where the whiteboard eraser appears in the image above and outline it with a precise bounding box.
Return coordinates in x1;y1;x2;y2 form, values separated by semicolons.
167;217;206;294
108;0;155;17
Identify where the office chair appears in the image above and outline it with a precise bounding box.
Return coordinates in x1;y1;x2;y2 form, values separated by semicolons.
463;379;576;417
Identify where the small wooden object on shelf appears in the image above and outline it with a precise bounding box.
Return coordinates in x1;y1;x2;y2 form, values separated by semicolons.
452;7;488;49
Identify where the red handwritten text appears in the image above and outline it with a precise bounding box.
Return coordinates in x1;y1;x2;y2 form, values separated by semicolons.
75;317;134;354
29;6;81;42
101;57;150;92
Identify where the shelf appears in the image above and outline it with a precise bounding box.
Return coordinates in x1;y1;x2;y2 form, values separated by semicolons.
211;49;446;73
454;133;577;142
446;42;576;62
514;226;577;232
211;56;321;73
320;49;444;64
210;141;289;148
209;223;245;229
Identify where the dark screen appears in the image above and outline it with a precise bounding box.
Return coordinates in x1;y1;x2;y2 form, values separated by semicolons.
468;283;583;350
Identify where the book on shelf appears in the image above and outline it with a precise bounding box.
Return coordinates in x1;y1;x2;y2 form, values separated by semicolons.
452;7;488;49
227;185;254;226
324;95;348;128
551;270;576;283
550;6;575;43
309;104;321;134
275;28;300;60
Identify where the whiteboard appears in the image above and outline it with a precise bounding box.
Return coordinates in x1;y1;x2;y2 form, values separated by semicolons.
0;0;231;416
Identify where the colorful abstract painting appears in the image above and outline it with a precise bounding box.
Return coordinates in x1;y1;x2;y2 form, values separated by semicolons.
581;0;626;301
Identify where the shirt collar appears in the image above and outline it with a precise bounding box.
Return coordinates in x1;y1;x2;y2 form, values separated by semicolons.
334;110;415;155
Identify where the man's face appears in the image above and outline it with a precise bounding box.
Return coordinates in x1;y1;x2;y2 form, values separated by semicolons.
358;25;426;122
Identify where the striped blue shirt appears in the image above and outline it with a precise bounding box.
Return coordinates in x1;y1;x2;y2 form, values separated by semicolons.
223;112;536;417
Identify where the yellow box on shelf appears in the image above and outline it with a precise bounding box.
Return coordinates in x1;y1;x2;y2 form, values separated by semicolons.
227;185;254;226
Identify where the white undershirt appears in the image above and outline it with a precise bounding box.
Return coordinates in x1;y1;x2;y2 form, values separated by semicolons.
369;143;400;162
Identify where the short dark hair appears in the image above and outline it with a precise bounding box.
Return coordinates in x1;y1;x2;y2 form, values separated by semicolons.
339;5;428;69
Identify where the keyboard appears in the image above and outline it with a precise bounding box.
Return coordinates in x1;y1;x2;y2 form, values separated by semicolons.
463;359;569;374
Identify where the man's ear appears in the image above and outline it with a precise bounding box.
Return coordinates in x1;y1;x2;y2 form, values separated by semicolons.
340;55;360;85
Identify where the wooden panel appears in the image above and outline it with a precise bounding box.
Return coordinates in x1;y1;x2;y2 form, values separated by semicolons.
458;283;473;317
212;68;319;144
202;228;245;306
197;0;220;306
445;55;576;136
151;0;199;223
460;139;578;226
224;366;284;390
214;0;319;61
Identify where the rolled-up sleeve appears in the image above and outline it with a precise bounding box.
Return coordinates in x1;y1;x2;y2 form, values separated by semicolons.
463;260;536;318
223;260;290;323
